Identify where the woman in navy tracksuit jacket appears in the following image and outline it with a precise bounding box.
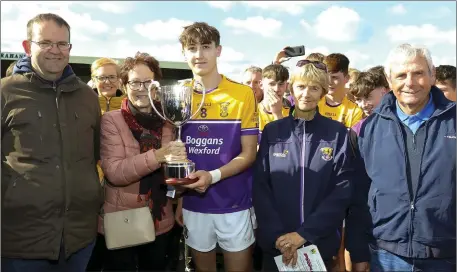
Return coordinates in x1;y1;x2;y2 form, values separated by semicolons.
252;62;359;271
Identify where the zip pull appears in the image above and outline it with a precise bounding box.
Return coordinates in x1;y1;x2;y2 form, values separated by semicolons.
54;82;60;109
75;112;79;119
37;111;43;143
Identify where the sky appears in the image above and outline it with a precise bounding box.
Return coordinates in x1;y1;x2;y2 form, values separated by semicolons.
1;1;456;82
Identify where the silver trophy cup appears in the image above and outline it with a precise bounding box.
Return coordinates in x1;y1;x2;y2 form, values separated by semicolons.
149;80;205;185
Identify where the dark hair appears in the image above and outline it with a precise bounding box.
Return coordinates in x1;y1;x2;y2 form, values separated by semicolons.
436;65;456;89
367;65;388;87
27;13;71;41
179;22;220;48
350;71;389;99
119;52;163;86
262;64;289;82
306;52;325;62
324;53;350;75
367;65;384;75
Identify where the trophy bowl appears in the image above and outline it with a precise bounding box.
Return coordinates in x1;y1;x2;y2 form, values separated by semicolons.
149;80;205;186
163;161;198;185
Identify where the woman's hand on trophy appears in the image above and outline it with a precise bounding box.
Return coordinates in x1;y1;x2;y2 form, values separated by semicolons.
164;141;187;162
154;141;187;163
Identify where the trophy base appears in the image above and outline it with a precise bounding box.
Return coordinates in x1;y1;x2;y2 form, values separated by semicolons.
165;178;198;186
163;161;198;185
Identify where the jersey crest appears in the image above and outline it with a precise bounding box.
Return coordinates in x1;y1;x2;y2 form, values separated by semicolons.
219;102;230;117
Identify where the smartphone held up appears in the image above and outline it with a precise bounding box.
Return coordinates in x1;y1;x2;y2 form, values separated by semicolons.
284;46;306;58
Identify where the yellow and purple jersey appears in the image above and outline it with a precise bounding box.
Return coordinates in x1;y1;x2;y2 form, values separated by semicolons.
181;75;259;214
258;103;290;131
318;96;364;128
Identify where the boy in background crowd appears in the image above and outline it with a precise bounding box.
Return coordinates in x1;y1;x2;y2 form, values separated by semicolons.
242;66;264;103
350;71;390;135
435;64;456;102
318;53;364;127
258;64;291;138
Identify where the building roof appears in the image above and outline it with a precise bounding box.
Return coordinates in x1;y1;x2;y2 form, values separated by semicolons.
1;51;191;70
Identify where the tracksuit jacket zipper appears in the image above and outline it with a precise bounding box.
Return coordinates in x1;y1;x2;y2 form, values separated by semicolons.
300;123;306;225
53;81;67;252
106;97;111;112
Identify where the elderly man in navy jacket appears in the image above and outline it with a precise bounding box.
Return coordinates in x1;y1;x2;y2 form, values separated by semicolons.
347;44;456;271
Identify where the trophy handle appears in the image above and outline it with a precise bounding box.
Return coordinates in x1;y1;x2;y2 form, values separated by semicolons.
176;81;205;143
148;80;206;141
148;83;170;123
187;82;206;121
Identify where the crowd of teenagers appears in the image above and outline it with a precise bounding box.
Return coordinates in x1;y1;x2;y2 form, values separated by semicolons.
1;12;456;272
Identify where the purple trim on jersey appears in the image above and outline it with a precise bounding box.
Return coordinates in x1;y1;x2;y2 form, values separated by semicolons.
181;120;253;213
287;95;295;106
194;87;217;95
241;128;259;136
351;117;366;136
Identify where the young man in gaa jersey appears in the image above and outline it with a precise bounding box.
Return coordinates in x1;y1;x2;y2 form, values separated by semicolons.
318;53;364;127
258;64;291;141
176;22;259;272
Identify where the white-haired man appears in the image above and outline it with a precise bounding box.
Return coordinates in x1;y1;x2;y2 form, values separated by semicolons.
347;44;456;271
242;66;264;103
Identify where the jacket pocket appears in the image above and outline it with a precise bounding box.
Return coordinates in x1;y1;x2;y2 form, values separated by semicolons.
2;172;20;207
370;190;409;240
414;196;455;242
1;174;48;214
74;111;95;162
368;187;377;213
9;108;44;157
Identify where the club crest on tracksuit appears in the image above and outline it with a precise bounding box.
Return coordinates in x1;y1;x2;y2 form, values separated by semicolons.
320;147;333;161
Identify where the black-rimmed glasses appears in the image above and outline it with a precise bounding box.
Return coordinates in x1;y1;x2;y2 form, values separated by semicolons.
94;76;118;83
30;41;72;51
296;59;327;72
128;80;155;90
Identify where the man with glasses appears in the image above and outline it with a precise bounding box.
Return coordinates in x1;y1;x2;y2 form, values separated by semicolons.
1;13;102;271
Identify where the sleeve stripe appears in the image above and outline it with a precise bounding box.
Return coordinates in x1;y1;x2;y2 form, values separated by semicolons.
241;130;259;136
241;128;259;132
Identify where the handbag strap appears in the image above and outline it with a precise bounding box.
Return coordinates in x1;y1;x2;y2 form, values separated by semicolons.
101;177;149;217
100;177;123;217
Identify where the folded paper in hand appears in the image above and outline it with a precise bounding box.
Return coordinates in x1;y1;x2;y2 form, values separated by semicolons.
274;245;327;271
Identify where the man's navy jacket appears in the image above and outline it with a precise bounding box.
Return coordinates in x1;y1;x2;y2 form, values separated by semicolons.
346;87;456;261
